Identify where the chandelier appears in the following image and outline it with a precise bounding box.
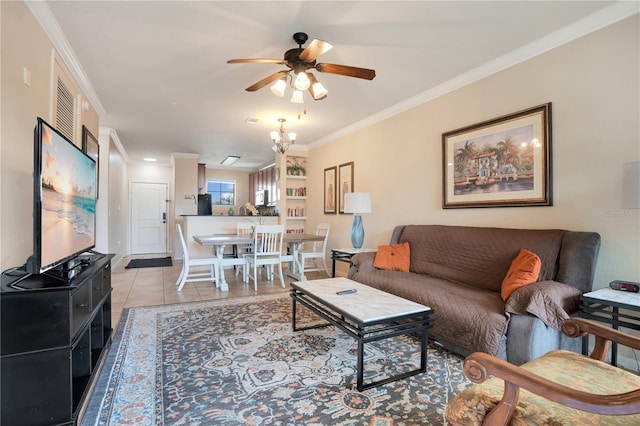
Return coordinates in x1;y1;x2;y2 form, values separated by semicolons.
270;118;296;153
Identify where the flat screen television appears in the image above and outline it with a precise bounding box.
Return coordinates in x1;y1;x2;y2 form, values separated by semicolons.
25;118;97;277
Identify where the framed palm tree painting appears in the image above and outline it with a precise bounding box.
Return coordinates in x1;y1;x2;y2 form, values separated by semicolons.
442;103;552;208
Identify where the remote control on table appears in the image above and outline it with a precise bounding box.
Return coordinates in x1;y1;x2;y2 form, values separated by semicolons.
336;289;357;295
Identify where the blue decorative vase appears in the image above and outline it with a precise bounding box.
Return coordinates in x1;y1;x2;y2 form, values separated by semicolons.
351;215;364;249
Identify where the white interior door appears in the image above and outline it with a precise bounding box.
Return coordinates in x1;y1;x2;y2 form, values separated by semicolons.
131;182;168;254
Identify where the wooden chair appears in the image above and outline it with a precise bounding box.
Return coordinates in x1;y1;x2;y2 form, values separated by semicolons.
242;224;286;291
175;224;219;291
298;223;331;276
446;317;640;425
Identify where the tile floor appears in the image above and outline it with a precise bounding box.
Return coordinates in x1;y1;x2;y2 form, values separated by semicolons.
110;255;330;327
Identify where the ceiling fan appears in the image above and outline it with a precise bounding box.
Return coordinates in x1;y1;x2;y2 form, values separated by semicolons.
227;32;376;101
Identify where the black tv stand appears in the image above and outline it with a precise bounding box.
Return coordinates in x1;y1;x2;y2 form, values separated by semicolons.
1;254;114;425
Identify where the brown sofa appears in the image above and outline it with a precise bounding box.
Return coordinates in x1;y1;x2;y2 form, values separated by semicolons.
348;225;601;365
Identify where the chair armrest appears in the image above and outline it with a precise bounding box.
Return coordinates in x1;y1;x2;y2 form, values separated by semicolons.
563;317;640;360
464;352;640;425
463;318;640;425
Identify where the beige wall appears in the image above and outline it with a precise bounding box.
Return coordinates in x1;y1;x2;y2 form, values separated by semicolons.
308;14;639;286
105;135;128;262
0;1;100;270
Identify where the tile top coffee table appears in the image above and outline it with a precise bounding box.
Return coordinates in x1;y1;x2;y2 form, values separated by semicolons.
290;277;433;391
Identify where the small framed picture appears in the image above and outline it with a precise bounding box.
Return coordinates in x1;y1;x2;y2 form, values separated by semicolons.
324;166;337;214
338;161;354;214
82;126;99;199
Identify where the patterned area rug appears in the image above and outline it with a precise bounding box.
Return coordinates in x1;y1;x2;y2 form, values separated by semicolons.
82;294;469;425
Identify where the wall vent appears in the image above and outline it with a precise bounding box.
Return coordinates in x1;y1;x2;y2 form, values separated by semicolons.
55;77;76;142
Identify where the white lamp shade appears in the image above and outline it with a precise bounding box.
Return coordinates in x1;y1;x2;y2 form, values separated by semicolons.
622;161;640;209
290;90;304;104
270;79;286;97
343;192;372;214
294;71;310;90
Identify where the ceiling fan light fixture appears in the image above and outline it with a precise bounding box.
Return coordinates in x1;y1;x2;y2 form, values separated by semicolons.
311;82;328;100
270;78;286;97
294;71;310;90
290;90;304;104
307;72;328;100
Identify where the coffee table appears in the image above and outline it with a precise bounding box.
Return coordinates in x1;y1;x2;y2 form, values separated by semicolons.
290;277;432;391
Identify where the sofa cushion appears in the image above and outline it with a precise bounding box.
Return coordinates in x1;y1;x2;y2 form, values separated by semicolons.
352;270;508;356
398;225;565;292
500;249;541;301
505;280;583;330
373;242;410;272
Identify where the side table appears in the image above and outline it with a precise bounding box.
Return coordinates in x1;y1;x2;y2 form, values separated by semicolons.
579;288;640;366
330;248;376;277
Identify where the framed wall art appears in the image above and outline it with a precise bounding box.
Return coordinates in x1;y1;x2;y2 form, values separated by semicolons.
338;161;354;214
324;166;337;214
442;103;552;209
82;125;100;199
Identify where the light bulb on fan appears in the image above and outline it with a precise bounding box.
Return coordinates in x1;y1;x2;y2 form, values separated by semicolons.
294;71;310;90
270;79;286;97
290;90;304;104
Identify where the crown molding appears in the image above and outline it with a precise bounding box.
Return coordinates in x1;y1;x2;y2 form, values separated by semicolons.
25;1;106;117
309;2;639;149
99;127;129;163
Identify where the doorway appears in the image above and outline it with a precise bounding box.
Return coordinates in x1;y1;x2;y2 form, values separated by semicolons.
131;182;168;254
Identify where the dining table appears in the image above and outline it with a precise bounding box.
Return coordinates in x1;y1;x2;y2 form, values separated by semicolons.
194;232;325;291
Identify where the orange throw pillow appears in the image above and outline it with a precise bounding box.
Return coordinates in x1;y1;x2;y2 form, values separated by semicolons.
501;249;542;301
373;242;411;272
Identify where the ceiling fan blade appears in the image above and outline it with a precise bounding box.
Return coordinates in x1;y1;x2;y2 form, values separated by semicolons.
227;58;285;64
315;63;376;80
245;70;290;92
299;39;333;62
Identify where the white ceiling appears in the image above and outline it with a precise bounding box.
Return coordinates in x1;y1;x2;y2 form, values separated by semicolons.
32;1;633;170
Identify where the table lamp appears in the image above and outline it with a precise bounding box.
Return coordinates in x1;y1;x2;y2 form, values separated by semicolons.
343;192;372;249
622;161;640;209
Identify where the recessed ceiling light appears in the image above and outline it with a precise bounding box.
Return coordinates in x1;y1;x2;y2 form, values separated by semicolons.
220;155;241;166
143;158;157;162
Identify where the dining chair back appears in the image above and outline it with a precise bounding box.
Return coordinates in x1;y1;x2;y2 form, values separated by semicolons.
175;224;219;291
234;222;254;276
298;223;331;276
242;224;285;290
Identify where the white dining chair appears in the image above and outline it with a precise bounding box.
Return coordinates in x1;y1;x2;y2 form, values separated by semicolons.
175;224;219;291
242;224;286;291
298;223;331;276
234;222;254;276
